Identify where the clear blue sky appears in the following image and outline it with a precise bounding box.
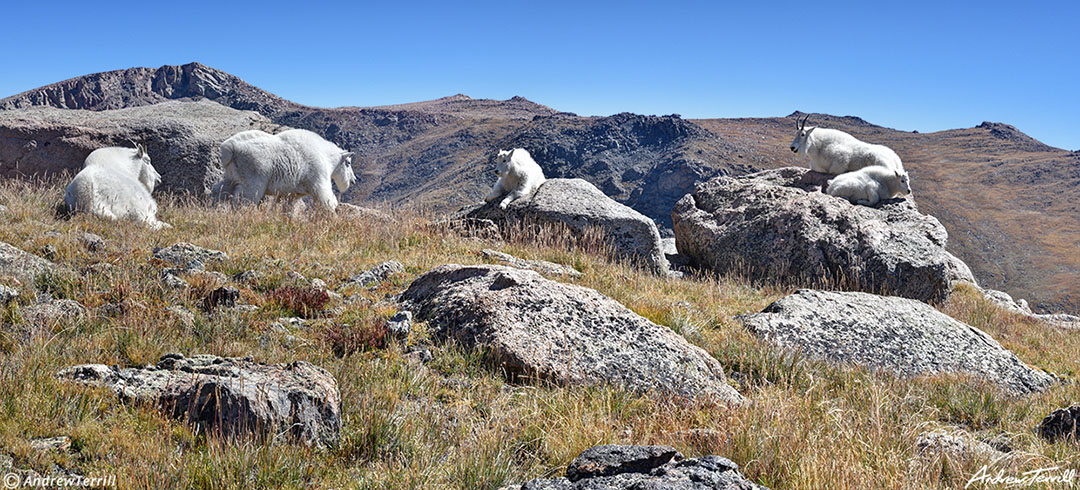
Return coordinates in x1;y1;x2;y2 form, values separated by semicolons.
2;1;1077;149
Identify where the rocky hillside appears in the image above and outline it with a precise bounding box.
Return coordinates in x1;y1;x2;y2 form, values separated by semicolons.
0;62;1076;314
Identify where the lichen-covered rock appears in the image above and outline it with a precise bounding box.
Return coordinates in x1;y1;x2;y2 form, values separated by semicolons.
19;296;86;325
347;260;405;288
56;353;340;446
915;430;1004;460
0;241;56;284
152;242;228;270
464;178;669;275
400;264;742;402
672;167;974;303
739;289;1055;395
501;444;767;489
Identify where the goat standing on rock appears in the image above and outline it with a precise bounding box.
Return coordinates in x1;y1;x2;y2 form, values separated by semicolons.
213;129;356;212
63;142;171;229
790;114;906;174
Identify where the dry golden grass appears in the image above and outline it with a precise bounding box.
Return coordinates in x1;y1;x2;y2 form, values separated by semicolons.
1;179;1079;489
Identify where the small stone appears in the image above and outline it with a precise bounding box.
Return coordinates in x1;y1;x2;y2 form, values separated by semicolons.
286;271;307;283
162;273;190;290
0;284;17;304
386;311;413;339
165;306;196;327
1038;405;1080;442
348;261;404;288
201;286;239;311
915;430;1003;459
78;233;105;253
310;278;328;291
232;269;262;284
152;243;228;270
30;436;71;452
39;245;57;261
567;444;682;481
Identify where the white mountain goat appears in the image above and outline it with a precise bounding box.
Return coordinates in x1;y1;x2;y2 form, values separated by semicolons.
790;115;905;175
214;129;356;212
484;148;546;209
63;142;171;229
826;165;912;206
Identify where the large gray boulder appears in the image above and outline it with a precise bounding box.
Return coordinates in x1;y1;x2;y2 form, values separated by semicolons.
56;353;340;446
739;289;1055;395
501;444;767;489
464;178;669;274
400;264;742;403
0;99;284;195
672;167;974;304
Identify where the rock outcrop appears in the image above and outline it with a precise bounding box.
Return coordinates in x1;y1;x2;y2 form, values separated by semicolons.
56;353;340;446
0;99;283;195
399;264;742;402
672;167;974;304
152;242;229;270
464;179;670;274
501;444;767;489
739;289;1055;395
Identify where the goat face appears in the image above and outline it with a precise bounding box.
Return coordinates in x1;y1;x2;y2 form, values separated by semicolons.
135;147;162;192
897;171;911;196
333;152;357;193
494;149;514;177
790;114;814;153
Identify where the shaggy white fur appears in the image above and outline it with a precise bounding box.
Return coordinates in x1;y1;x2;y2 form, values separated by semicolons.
214;129;356;212
790;117;905;175
63;143;171;230
826;166;912;206
484;148;546;209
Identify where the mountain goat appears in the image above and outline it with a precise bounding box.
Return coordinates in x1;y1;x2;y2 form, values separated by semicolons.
826;166;912;206
214;129;356;211
63;143;171;230
484;148;546;209
790;115;905;175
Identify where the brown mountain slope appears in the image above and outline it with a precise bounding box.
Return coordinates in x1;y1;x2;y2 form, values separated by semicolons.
1;63;1076;313
696;114;1080;313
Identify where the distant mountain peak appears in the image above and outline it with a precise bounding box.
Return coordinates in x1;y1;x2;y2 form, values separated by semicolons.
976;121;1051;151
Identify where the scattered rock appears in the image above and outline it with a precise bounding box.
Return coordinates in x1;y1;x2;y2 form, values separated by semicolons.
1038;405;1080;442
161;272;190;290
152;243;228;270
231;269;262;284
567;444;682;481
463;178;670;275
0;284;17;304
400;264;743;402
30;436;71;453
348;261;405;288
915;429;1003;460
56;353;341;446
502;444;768;489
77;232;105;253
285;270;307;283
980;286;1080;329
672;167;975;304
19;296;86;325
0;241;56;283
201;286;240;311
164;306;196;327
405;346;432;364
38;244;57;262
386;311;412;339
738;289;1055;395
480;249;582;277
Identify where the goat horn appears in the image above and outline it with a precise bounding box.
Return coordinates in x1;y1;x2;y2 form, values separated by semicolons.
801;114;810;128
